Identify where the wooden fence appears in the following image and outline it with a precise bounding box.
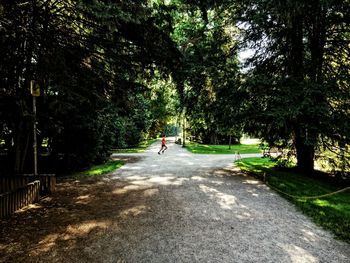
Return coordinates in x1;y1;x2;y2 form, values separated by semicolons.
0;174;56;195
0;180;40;218
0;174;56;218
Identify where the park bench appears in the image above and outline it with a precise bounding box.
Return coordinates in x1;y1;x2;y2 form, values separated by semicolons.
263;147;282;157
175;138;182;145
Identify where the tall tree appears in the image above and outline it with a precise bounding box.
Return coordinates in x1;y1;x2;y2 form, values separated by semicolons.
168;0;241;144
237;0;350;173
0;0;182;173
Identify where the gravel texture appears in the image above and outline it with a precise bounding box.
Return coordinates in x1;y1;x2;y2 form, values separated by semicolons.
107;140;349;263
1;139;349;263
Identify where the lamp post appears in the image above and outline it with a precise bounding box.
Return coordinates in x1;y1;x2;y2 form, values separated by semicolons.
182;108;186;148
30;80;40;175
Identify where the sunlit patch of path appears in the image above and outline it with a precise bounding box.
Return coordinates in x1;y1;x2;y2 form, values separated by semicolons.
107;138;349;263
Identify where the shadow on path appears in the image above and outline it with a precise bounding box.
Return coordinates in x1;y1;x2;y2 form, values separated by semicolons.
0;140;349;263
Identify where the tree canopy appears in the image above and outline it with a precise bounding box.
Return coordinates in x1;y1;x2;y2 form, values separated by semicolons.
236;0;350;173
0;0;180;173
1;0;349;176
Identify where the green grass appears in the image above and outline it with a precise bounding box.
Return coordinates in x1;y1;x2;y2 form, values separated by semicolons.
113;139;157;153
78;160;124;176
235;157;350;242
186;142;262;154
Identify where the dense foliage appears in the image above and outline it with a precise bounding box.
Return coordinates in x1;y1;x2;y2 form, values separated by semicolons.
170;0;243;144
1;0;349;175
0;0;180;173
236;0;350;173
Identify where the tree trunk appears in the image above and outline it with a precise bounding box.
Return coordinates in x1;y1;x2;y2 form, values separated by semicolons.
182;117;186;147
14;118;32;174
294;128;315;173
21;128;30;173
210;133;217;145
289;9;316;174
290;12;304;80
308;0;326;83
229;134;232;150
14;124;23;174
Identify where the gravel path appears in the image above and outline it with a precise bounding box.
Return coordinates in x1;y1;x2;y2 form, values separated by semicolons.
107;140;350;263
1;140;349;263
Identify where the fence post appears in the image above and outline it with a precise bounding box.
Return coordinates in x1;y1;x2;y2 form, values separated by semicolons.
0;176;55;218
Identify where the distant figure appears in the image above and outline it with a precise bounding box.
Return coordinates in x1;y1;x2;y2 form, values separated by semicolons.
158;134;168;154
234;152;241;161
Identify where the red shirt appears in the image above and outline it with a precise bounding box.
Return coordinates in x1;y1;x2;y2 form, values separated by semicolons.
162;137;166;145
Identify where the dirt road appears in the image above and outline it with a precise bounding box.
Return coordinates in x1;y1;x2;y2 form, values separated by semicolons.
1;140;349;263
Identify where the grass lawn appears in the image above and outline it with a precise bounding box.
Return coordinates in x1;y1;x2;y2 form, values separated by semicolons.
78;160;124;177
186;142;262;154
112;139;157;153
235;157;350;242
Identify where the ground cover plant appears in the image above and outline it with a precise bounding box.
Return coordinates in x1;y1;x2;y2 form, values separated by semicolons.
78;160;124;177
235;157;350;242
186;142;262;154
113;139;157;153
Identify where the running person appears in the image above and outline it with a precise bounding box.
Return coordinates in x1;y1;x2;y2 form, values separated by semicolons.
158;134;168;154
